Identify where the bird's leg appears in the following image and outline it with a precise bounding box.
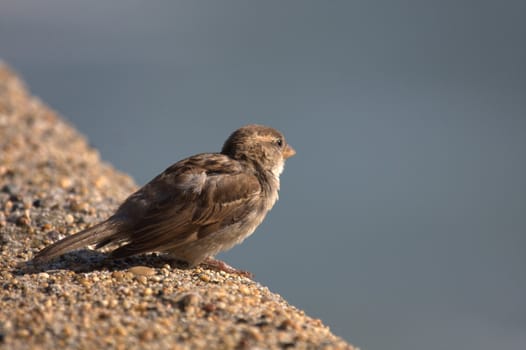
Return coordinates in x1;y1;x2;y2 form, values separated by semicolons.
200;258;254;279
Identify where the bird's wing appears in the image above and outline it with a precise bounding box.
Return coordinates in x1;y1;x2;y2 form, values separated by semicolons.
110;154;262;258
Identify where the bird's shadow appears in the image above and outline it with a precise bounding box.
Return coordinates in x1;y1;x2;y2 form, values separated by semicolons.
15;249;189;276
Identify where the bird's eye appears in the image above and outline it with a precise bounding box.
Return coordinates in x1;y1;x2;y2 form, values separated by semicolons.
275;138;283;147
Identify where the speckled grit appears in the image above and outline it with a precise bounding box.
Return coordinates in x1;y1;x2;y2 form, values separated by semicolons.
0;62;356;350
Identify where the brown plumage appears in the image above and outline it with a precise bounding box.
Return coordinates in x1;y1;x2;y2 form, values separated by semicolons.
34;125;295;270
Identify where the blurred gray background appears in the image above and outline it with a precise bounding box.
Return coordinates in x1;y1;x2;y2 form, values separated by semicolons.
1;1;525;349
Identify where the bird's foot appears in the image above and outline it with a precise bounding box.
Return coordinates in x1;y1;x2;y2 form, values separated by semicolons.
200;258;253;279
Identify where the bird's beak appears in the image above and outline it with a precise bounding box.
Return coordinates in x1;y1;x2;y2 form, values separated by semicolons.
283;144;296;159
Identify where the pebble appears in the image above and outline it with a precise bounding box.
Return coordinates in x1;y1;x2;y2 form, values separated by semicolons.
17;329;30;338
38;272;50;279
139;329;155;342
16;215;30;226
114;326;127;336
177;293;201;311
278;331;296;346
128;266;156;276
199;273;211;282
59;177;73;189
136;275;148;285
112;271;126;281
64;214;74;224
239;285;251;295
119;287;132;296
23;197;33;209
63;324;74;337
246;327;265;342
95;176;109;189
69;199;89;212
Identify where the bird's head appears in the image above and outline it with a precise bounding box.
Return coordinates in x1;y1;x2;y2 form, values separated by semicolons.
221;124;295;177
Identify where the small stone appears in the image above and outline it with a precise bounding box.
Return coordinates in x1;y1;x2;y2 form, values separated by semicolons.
65;214;74;224
122;300;132;309
246;327;264;342
80;279;91;288
23;197;33;209
112;271;126;281
114;326;127;336
63;324;74;337
95;176;108;189
202;303;216;313
69;199;89;212
59;177;73;189
119;287;131;296
139;329;155;342
17;329;30;337
4;200;13;213
278;331;295;346
136;275;148;285
38;272;50;279
177;293;201;312
135;302;149;312
129;266;156;276
199;273;211;282
1;271;13;280
239;285;251;295
16;215;30;226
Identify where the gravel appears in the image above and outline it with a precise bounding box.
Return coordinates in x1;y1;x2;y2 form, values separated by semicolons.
0;62;355;349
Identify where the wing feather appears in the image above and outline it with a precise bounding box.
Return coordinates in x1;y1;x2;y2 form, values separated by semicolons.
110;154;261;258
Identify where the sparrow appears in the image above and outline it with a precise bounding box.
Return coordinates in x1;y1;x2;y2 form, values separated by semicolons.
34;124;295;275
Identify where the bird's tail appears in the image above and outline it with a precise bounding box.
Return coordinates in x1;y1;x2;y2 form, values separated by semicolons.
33;219;120;262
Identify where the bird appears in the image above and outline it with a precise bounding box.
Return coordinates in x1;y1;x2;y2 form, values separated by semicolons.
33;124;295;275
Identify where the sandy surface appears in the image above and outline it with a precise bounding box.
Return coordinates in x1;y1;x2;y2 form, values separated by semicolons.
0;63;354;349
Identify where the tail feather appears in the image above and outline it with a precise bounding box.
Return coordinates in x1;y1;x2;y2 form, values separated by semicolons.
34;220;119;262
